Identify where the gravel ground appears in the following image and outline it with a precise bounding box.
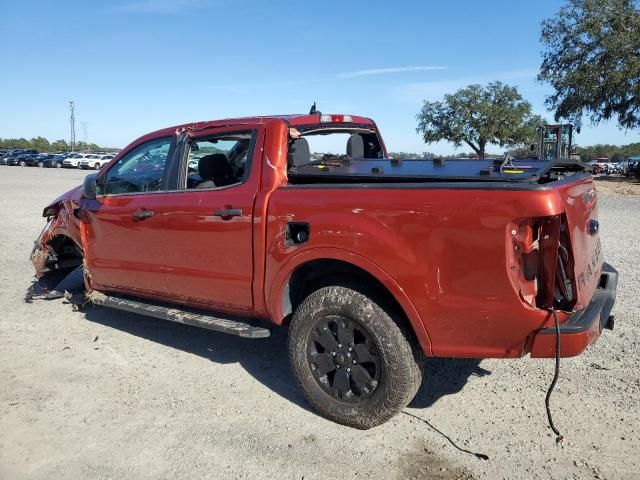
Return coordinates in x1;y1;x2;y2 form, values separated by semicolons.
594;176;640;196
1;167;638;480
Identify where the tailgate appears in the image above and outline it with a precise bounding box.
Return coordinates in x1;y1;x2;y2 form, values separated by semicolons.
555;176;603;309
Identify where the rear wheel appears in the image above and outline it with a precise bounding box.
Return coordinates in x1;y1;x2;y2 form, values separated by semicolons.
55;162;62;168
94;163;100;170
19;160;26;166
288;285;423;429
37;161;44;168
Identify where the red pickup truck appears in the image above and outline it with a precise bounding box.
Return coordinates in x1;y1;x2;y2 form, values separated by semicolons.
31;113;617;429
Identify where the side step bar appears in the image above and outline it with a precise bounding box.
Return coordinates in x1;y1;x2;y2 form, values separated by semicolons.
88;292;270;339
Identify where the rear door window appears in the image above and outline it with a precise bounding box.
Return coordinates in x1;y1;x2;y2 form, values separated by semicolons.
182;131;255;190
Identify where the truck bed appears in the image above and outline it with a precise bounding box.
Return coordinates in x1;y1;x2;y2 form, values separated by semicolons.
288;158;588;184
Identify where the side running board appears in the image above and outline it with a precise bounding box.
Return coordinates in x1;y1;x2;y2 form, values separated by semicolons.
88;291;270;339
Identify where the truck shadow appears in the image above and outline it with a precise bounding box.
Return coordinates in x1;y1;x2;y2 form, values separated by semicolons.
410;358;491;409
80;306;488;415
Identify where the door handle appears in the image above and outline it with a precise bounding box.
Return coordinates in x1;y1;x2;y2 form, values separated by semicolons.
132;210;154;220
214;208;242;218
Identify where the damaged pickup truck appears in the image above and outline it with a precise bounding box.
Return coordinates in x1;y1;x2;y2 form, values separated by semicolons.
31;113;617;429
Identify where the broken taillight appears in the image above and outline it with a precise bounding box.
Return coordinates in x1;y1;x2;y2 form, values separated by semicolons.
507;215;576;311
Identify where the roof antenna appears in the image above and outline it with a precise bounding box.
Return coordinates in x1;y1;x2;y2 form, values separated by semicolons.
309;102;320;115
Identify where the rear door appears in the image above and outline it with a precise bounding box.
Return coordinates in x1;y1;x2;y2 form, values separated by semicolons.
159;127;263;312
81;136;176;296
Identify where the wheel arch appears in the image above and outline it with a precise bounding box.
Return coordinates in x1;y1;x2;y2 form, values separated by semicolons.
267;248;432;355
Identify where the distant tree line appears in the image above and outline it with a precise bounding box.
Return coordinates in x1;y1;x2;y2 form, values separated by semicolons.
388;151;441;159
575;142;640;162
0;137;111;152
389;151;503;159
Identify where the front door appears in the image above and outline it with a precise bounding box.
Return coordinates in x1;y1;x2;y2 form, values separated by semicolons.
160;128;262;312
81;135;175;296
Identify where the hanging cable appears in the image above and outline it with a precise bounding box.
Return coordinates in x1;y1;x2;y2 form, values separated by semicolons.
545;307;564;444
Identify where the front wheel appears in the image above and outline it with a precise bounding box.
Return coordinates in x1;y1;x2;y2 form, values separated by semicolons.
288;285;423;429
19;160;26;166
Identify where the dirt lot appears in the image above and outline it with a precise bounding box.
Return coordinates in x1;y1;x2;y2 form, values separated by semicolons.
594;175;640;196
1;167;639;480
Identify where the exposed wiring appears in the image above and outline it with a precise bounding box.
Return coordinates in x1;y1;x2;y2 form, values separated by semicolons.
545;307;564;445
402;411;489;460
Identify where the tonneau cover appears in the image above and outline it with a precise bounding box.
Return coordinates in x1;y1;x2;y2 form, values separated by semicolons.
288;158;587;184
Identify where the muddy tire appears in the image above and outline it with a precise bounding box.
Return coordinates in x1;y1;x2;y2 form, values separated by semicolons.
288;285;423;429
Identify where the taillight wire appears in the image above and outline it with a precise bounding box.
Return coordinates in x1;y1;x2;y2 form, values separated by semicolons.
545;307;564;444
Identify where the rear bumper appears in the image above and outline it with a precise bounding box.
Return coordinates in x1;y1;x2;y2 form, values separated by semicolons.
529;263;618;358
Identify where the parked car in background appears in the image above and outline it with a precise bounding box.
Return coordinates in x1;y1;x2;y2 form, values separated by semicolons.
63;153;90;168
0;150;19;165
593;158;609;174
10;152;39;166
612;162;626;175
25;153;55;167
4;150;38;165
78;153;115;170
626;157;640;178
43;154;66;168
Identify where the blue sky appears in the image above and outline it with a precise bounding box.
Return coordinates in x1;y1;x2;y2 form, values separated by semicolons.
1;0;638;154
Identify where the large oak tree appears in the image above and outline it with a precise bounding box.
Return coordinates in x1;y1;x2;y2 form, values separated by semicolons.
539;0;640;130
416;82;543;160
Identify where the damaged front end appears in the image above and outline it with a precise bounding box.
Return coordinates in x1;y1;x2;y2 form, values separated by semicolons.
31;186;84;279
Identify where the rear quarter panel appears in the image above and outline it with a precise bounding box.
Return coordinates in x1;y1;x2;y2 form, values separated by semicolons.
265;184;568;358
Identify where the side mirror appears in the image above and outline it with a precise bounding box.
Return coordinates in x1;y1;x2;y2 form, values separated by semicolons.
83;173;98;199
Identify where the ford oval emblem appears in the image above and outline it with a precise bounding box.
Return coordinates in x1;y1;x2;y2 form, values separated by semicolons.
588;219;600;236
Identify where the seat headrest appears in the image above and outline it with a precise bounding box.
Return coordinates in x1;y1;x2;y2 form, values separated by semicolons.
198;154;231;180
288;138;310;168
346;134;365;158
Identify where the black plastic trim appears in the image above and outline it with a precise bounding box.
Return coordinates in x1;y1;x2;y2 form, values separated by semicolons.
281;173;592;192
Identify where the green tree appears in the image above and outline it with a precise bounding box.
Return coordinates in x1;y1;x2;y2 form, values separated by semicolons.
51;139;69;151
539;0;640;130
74;141;101;151
416;82;544;160
30;136;51;151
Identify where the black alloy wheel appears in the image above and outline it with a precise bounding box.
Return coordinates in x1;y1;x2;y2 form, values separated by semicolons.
307;314;381;402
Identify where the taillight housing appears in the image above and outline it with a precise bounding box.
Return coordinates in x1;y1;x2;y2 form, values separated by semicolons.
507;215;576;311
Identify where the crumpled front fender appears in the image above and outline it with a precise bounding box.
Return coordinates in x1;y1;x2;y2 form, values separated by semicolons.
31;186;84;278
